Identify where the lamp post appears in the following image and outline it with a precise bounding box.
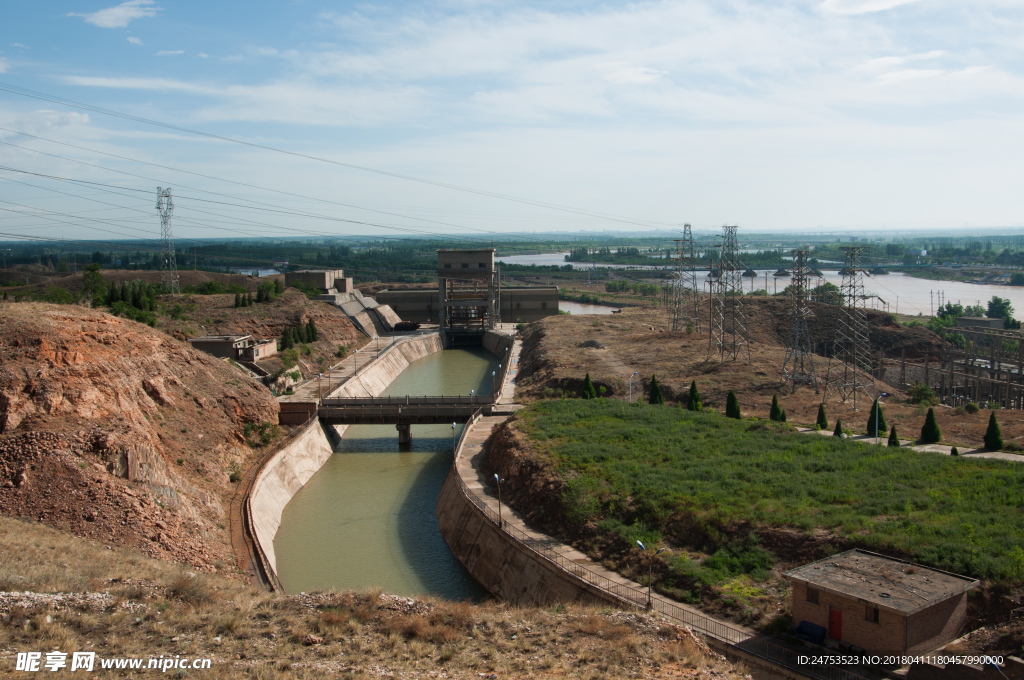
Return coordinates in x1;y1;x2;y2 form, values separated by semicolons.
470;389;475;405
636;541;666;608
374;335;379;352
629;371;639;403
452;422;457;454
875;392;888;445
494;473;505;529
492;371;497;398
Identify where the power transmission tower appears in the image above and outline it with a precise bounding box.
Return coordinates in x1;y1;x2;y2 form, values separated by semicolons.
156;187;180;295
783;249;817;392
706;225;750;364
822;246;874;409
670;223;702;333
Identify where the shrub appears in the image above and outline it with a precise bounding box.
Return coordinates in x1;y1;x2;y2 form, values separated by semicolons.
562;476;601;525
866;398;887;438
951;446;959;456
907;382;939;406
833;418;843;437
686;380;702;412
726;391;741;419
816;404;828;430
780;409;787;423
582;373;597;399
336;345;348;359
965;402;980;414
769;394;782;422
984;411;1003;450
921;408;941;443
888;425;900;448
648;375;664;405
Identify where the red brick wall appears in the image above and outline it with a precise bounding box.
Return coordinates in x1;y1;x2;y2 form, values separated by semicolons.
790;581;907;652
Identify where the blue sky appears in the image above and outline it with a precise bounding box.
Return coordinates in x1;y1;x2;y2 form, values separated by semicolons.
1;0;1023;243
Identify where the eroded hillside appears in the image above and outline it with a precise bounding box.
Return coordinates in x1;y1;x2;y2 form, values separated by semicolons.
0;303;279;573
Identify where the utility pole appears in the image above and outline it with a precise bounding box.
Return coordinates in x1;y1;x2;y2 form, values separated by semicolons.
783;249;817;393
823;246;874;410
156;187;180;295
707;225;749;364
670;223;701;334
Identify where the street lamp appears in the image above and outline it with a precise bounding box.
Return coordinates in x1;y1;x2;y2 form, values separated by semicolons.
374;335;379;352
452;422;457;454
492;371;497;397
875;392;888;445
494;473;505;529
629;371;639;403
636;540;666;608
470;389;475;404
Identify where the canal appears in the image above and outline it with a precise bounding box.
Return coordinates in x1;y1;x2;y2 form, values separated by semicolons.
274;347;497;599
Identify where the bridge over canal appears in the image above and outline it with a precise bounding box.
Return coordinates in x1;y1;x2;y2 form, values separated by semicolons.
316;395;501;442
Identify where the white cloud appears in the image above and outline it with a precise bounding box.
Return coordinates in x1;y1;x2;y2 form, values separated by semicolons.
12;43;28;49
127;37;143;45
155;50;184;56
197;52;209;59
820;0;926;15
0;58;8;74
68;0;160;29
601;63;666;85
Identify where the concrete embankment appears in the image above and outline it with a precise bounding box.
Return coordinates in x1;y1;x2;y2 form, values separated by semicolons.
247;333;443;579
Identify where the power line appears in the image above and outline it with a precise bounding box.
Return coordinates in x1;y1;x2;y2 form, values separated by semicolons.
0;84;674;229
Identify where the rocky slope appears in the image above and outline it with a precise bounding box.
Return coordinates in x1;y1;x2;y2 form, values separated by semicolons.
0;303;279;573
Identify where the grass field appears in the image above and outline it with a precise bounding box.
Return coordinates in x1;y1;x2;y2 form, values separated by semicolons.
517;400;1024;585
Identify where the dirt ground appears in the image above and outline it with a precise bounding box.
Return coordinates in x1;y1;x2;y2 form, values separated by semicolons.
0;303;281;575
514;304;1024;452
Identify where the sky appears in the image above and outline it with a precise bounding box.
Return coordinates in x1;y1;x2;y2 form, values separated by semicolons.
1;0;1023;245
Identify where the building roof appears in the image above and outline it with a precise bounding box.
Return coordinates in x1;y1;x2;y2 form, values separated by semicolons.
188;335;251;343
784;550;978;615
437;248;495;253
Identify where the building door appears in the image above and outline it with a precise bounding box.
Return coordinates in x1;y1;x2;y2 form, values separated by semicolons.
828;607;842;641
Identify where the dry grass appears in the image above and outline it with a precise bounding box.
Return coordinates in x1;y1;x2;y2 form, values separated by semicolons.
0;516;743;679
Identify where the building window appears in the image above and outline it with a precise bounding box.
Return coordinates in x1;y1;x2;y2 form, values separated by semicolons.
462;263;469;268
479;263;486;268
542;302;546;310
516;303;521;310
865;606;879;623
444;263;451;269
807;588;820;605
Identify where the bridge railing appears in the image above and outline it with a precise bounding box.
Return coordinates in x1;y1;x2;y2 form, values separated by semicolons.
321;395;485;406
449;408;874;680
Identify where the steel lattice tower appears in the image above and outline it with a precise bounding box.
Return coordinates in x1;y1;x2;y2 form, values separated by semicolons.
706;225;750;364
156;187;180;295
670;223;702;333
783;249;817;392
822;246;874;409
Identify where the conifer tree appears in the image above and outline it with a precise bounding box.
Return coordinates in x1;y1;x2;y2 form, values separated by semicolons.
833;418;844;437
256;289;264;303
780;409;788;423
308;319;318;342
921;408;941;444
247;292;254;306
274;279;284;295
582;373;597;399
887;425;899;448
984;411;1003;450
866;398;887;438
686;380;702;411
726;391;741;419
770;394;782;422
648;374;664;405
816;404;828;430
951;446;959;456
234;293;241;308
296;323;307;344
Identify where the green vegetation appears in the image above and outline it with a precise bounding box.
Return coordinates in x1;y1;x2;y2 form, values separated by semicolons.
907;382;939;406
866;398;887;438
582;373;597;400
921;408;942;443
965;402;980;414
518;399;1024;581
888;425;900;448
725;391;740;419
985;411;1004;451
816;404;828;430
769;394;782;422
686;380;702;412
833;418;843;437
605;280;661;297
183;280;247;295
648;375;664;405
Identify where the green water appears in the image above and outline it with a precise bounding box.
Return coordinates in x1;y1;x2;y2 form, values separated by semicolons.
274;347;497;599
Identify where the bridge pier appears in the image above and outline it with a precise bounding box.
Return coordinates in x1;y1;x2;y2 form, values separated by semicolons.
396;423;412;444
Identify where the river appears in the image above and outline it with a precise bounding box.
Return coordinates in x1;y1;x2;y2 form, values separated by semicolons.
500;253;1024;318
274;347;496;599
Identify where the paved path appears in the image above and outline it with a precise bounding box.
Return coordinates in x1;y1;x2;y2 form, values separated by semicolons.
804;427;1024;462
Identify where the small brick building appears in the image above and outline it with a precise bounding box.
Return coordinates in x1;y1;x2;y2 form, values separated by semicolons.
784;550;978;653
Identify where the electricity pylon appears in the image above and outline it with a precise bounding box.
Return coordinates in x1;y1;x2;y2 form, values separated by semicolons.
822;246;874;409
156;187;180;295
783;249;817;392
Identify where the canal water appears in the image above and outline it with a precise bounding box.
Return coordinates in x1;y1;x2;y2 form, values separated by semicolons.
274;347;497;599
